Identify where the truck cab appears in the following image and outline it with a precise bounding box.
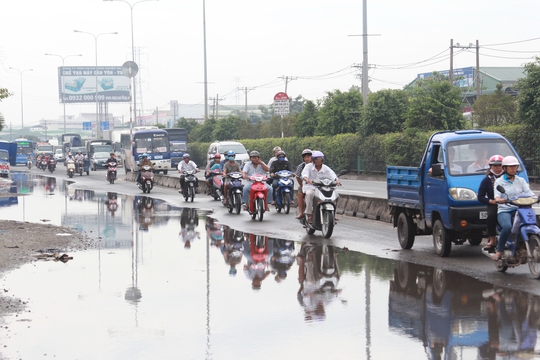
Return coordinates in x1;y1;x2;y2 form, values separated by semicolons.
387;130;529;257
0;149;10;178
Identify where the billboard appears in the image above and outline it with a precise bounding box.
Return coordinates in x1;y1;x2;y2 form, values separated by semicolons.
417;66;474;88
58;66;131;104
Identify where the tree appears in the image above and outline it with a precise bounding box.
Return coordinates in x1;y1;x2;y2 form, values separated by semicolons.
517;57;540;128
0;88;11;132
472;84;517;127
191;117;216;142
174;117;200;134
363;89;409;136
405;72;466;131
316;88;363;136
211;115;243;141
295;100;319;137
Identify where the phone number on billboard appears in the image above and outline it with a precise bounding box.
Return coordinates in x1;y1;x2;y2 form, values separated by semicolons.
66;95;104;101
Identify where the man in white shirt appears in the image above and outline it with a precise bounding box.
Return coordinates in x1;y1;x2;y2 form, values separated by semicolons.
177;153;199;193
301;150;340;223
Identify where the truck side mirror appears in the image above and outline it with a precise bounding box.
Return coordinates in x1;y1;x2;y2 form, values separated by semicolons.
431;163;443;177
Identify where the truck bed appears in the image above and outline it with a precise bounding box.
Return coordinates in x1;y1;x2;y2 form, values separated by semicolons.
387;166;422;209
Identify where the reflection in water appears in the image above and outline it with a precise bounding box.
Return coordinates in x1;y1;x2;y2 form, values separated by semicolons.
180;207;200;249
297;243;342;322
389;261;540;359
244;234;273;290
220;227;244;276
271;239;296;283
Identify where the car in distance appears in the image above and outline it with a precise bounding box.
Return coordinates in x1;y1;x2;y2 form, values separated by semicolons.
91;152;111;171
54;149;64;162
207;141;249;169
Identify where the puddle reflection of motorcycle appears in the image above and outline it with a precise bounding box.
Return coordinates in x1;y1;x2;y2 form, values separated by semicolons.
220;227;245;276
179;208;200;249
482;287;540;359
297;243;341;322
270;239;296;282
243;234;273;289
136;196;155;231
105;192;118;216
45;177;56;194
205;217;223;247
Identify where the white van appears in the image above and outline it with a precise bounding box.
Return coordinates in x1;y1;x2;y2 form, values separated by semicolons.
207;141;249;169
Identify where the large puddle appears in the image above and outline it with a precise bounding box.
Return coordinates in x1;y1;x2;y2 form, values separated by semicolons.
1;174;540;359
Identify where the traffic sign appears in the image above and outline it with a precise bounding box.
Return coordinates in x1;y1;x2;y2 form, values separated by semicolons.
100;121;110;130
273;92;290;115
83;122;92;130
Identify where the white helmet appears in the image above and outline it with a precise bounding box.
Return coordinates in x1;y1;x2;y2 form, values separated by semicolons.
502;155;519;167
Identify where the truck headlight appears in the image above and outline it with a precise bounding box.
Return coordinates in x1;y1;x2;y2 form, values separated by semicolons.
449;187;477;201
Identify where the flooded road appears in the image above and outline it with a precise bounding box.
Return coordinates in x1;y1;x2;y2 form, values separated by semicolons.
1;174;540;359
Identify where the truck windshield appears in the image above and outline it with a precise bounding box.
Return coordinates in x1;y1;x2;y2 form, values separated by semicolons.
0;151;8;161
171;142;187;152
445;139;520;175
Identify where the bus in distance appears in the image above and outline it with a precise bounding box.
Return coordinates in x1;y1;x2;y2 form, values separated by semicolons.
14;138;34;165
120;128;172;174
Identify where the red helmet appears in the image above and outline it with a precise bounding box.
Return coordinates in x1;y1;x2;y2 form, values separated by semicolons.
214;153;222;159
488;155;503;166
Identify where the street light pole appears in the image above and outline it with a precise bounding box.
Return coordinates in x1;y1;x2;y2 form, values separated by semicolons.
74;30;117;139
45;53;82;134
8;67;33;136
103;0;157;127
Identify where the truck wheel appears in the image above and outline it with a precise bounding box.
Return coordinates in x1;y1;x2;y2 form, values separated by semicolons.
397;212;415;249
433;219;452;257
163;170;168;175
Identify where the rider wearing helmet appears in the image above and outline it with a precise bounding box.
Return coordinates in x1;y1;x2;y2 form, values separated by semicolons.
137;153;154;184
269;150;294;200
477;155;505;253
177;153;199;193
492;155;535;261
205;153;223;195
295;149;313;219
222;150;242;205
301;151;341;224
242;150;273;210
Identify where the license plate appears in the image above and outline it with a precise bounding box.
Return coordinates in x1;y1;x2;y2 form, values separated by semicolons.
479;211;488;220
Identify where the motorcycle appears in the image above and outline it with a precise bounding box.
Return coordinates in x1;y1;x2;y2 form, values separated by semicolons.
300;178;340;238
271;239;296;281
66;161;76;178
47;158;56;173
208;168;223;201
76;159;84;176
246;174;268;221
40;158;48;171
104;161;118;184
221;228;244;276
481;185;540;278
298;243;340;291
224;171;244;214
138;165;154;193
26;157;32;169
273;170;295;214
181;169;198;202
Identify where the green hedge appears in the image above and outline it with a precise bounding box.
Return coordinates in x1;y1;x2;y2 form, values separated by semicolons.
188;124;539;173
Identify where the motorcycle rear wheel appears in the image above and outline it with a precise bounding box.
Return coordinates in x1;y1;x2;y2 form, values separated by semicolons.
321;210;334;238
527;234;540;279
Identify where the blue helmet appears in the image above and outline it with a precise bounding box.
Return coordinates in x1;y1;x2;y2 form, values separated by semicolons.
227;150;236;157
141;153;148;158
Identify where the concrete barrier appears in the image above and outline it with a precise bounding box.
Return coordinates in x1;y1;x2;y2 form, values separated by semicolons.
124;172;393;223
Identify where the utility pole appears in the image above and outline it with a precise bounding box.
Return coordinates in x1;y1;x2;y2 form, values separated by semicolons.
239;87;255;121
279;75;297;94
449;39;480;99
209;94;225;118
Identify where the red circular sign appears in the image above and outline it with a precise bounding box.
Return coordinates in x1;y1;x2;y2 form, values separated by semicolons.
273;92;289;101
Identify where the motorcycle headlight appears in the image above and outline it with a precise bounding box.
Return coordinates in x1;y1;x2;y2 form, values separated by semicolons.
449;187;477;201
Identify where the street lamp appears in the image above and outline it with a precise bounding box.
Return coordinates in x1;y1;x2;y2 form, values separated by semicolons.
45;53;82;134
74;30;118;138
103;0;158;126
8;67;33;136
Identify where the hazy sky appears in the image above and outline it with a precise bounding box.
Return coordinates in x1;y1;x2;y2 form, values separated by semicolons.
1;0;539;128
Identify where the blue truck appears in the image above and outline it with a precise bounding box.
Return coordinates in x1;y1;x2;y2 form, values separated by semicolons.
387;130;530;257
0;141;17;178
164;128;188;169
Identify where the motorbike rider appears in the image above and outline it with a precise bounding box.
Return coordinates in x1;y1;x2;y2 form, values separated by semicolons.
177;153;199;194
137;153;154;184
242;150;273;211
222;150;242;205
492;155;535;261
205;153;222;195
477;155;505;253
65;154;75;166
301;150;341;224
269;150;294;201
105;153;118;181
74;151;85;172
295;149;313;219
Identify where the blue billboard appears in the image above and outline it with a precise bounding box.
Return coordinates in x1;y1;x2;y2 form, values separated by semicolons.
417;67;474;88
